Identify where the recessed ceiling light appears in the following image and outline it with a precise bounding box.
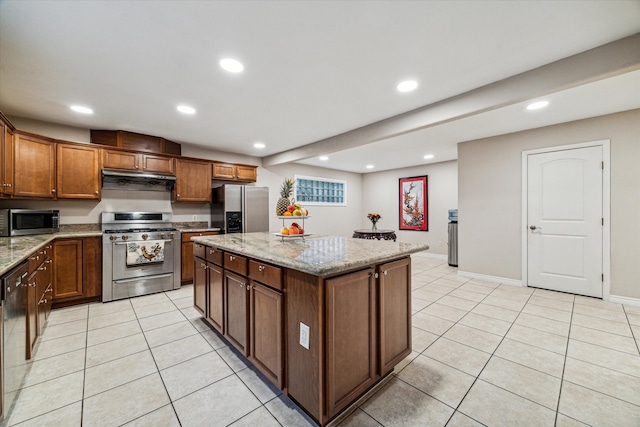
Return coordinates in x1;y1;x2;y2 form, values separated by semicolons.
397;80;418;92
366;164;374;169
423;154;434;160
319;156;329;161
220;58;244;73
253;142;265;149
70;105;93;114
526;100;549;110
177;105;196;114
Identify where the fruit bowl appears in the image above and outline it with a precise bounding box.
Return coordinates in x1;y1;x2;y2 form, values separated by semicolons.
277;216;311;219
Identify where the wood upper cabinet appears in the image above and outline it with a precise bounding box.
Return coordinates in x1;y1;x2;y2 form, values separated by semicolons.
224;270;250;356
13;133;56;199
377;257;411;376
212;162;257;182
174;159;212;202
1;118;14;196
56;143;101;199
91;130;181;155
102;149;175;175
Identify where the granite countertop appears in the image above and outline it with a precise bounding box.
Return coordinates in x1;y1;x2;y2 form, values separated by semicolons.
0;229;103;276
191;232;428;276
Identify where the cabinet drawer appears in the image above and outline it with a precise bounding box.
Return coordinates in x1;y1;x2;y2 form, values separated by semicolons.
249;260;282;291
193;243;206;260
28;249;45;273
205;246;223;266
181;231;219;243
224;253;247;275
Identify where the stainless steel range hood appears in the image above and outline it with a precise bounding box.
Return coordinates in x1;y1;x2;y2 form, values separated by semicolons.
101;170;176;192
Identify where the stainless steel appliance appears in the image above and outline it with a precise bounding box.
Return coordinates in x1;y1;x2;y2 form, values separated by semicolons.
0;209;60;237
211;185;269;233
102;170;176;192
2;261;29;421
101;212;180;302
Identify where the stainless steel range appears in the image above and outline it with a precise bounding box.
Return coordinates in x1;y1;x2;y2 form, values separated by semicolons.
102;212;180;302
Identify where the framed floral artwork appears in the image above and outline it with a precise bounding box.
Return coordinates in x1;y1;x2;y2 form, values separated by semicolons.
399;175;428;231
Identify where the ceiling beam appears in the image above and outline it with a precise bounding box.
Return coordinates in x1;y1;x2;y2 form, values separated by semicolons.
262;32;640;167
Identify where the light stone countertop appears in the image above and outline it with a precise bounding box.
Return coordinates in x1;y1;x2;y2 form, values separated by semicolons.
191;232;428;276
0;230;102;276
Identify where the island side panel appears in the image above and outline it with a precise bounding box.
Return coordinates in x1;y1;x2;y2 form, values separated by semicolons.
285;268;324;423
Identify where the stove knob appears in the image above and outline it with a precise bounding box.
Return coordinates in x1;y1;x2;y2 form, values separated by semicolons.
142;234;148;240
159;233;166;239
121;235;129;241
169;233;175;238
109;235;117;241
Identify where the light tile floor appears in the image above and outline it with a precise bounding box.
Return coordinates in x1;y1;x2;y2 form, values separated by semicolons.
4;254;640;426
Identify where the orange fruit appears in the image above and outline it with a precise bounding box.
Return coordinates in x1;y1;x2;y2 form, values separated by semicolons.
283;211;292;216
280;227;289;235
289;226;299;235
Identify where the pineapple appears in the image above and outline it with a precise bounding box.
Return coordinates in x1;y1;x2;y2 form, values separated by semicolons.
276;178;294;215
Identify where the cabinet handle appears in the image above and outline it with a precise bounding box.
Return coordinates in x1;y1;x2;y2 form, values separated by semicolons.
374;273;379;279
95;190;99;195
246;284;251;290
229;255;235;261
7;183;11;187
383;270;387;276
209;249;215;254
52;189;56;193
135;165;139;169
258;265;265;272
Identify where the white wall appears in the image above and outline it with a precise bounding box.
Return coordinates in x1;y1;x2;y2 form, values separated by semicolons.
458;109;640;299
361;161;457;255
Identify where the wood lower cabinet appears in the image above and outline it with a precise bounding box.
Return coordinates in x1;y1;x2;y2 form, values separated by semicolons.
206;262;224;334
56;143;101;199
325;268;377;419
175;159;212;202
181;231;219;284
52;237;102;307
249;281;283;388
193;256;207;316
224;271;250;356
377;258;411;376
13;132;55;199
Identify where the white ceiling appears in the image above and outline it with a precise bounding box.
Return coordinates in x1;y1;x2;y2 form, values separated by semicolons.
1;1;639;173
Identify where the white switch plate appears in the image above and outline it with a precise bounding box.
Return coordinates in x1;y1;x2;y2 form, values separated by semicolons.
299;322;310;350
192;215;197;220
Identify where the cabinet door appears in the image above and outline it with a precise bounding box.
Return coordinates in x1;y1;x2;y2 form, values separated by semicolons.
193;258;207;316
235;165;257;182
224;271;249;356
181;242;194;284
26;270;38;359
249;281;283;388
175;159;212;202
212;162;236;180
56;144;101;199
325;267;376;419
377;257;411;376
1;123;14;195
82;237;102;299
206;262;224;334
14;133;55;198
102;149;140;171
52;239;83;300
141;154;175;174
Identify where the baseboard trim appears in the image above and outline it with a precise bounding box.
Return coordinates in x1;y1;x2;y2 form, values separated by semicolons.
413;251;447;260
609;294;640;307
457;270;523;287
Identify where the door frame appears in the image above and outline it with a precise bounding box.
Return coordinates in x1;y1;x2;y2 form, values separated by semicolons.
521;140;611;300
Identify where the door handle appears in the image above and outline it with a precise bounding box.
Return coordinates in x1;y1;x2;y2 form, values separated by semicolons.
529;225;542;230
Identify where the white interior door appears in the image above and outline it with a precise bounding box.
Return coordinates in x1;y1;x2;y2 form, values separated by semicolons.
527;146;603;297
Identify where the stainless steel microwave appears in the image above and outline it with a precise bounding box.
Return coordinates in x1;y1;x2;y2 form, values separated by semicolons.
0;209;60;237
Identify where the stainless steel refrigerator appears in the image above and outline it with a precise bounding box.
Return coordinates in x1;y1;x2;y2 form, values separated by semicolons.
211;185;269;233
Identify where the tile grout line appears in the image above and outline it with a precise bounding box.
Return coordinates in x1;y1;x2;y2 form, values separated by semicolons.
553;293;575;427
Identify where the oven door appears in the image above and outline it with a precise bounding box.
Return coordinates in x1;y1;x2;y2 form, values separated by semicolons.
112;239;174;280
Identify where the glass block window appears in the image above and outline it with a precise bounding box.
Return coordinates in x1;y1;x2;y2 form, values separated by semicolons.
294;175;347;206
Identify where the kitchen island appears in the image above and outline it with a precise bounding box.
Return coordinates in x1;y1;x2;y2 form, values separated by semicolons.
191;232;428;426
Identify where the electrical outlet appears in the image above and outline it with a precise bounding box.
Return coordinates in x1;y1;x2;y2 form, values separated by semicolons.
192;215;197;220
299;322;310;350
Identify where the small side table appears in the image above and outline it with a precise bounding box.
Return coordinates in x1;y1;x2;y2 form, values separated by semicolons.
352;229;397;242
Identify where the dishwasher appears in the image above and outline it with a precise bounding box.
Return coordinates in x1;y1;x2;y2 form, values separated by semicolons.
1;261;29;421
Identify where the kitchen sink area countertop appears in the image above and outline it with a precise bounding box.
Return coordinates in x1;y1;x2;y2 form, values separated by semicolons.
191;231;428;276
